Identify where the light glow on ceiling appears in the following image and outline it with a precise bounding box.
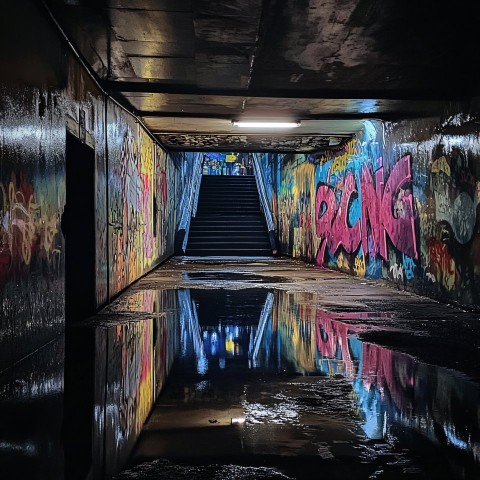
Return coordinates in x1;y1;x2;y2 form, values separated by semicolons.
231;120;301;128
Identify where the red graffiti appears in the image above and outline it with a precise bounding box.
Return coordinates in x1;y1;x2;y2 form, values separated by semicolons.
315;155;417;264
426;239;456;290
159;170;168;210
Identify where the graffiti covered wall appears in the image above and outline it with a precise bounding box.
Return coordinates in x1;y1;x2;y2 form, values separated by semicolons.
0;0;179;372
0;45;109;371
108;109;177;298
272;117;480;309
385;117;480;306
0;87;66;372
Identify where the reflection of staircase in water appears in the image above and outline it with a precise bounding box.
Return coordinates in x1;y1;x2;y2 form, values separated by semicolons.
179;288;274;370
186;175;272;256
251;292;274;367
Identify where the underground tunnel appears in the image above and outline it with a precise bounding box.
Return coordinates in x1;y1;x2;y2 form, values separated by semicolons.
2;0;480;479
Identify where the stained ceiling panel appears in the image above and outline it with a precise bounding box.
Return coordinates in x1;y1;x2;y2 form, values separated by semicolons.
109;10;194;43
129;57;195;81
43;0;480;152
107;0;192;11
122;93;244;114
157;133;348;153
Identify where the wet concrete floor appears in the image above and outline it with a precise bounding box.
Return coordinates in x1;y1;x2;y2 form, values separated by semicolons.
109;257;480;480
2;256;480;479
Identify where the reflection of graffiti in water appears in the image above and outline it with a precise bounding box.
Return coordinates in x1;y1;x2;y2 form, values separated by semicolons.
314;308;480;462
315;310;372;379
115;320;153;444
265;290;480;466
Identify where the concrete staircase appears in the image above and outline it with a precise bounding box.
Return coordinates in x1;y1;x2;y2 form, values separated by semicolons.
185;175;272;256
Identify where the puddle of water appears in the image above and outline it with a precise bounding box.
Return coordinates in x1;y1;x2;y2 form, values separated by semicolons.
121;288;480;479
6;284;479;480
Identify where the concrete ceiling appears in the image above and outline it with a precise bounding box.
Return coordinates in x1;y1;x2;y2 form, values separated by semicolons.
44;0;480;153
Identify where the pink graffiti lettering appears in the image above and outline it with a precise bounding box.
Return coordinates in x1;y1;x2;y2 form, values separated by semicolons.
315;184;336;264
315;155;417;264
331;172;361;254
380;155;417;259
360;164;381;256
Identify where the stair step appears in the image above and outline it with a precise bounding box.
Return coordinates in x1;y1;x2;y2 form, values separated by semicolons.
185;250;272;257
188;237;271;244
189;229;267;235
197;202;260;206
198;193;258;198
201;176;256;180
191;224;266;229
186;175;271;256
196;209;261;214
187;245;271;252
191;216;265;222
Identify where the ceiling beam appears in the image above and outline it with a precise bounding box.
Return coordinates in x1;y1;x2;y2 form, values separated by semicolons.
103;81;472;101
137;111;455;121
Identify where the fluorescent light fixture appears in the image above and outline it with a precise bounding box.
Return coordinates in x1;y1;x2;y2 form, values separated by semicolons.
231;417;246;425
231;120;301;128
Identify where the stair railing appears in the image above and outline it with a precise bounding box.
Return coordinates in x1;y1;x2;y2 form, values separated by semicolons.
250;292;274;367
252;153;277;253
175;152;203;254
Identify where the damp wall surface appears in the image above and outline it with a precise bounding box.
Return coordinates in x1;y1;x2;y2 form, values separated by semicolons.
107;105;178;298
262;114;480;309
0;0;179;372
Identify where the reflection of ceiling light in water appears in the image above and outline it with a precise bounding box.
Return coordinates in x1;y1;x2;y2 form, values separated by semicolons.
231;120;301;128
231;417;246;425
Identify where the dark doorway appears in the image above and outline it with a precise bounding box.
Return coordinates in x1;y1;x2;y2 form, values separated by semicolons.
62;132;96;480
63;131;96;323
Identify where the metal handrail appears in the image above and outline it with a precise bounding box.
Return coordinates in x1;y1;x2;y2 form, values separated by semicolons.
252;153;275;232
177;152;203;252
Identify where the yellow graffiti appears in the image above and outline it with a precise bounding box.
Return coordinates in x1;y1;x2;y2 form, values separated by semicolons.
337;252;350;272
329;137;361;175
343;137;361;157
293;227;302;258
290;162;321;259
330;154;348;175
113;126;162;295
354;254;366;277
431;155;451;176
